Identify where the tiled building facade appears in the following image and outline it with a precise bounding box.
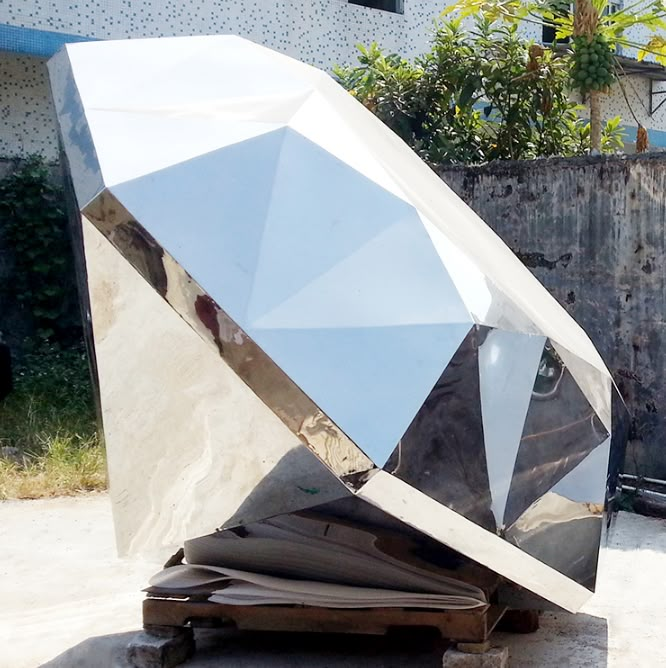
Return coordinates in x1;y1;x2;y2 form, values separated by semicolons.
1;0;666;159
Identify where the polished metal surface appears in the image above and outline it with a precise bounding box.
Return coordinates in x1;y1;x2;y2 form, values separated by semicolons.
384;327;496;532
504;341;609;528
49;35;625;610
82;191;373;479
80;218;350;557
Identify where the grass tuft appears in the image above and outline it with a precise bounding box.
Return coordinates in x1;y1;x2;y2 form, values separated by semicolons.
0;343;107;499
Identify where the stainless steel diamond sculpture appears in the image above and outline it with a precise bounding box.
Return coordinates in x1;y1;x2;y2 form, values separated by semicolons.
48;35;624;612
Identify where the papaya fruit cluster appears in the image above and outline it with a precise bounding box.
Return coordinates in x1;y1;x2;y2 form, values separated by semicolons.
571;35;615;94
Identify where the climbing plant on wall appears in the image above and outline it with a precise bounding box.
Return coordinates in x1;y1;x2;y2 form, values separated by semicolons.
0;155;81;345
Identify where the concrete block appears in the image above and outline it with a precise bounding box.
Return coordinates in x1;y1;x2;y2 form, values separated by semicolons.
443;645;509;668
126;627;194;668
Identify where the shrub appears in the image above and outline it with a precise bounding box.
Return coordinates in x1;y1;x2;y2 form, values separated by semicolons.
334;18;625;166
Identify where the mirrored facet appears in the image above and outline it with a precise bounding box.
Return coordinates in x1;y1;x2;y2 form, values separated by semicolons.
420;215;543;335
245;128;469;327
384;327;495;531
551;437;611;505
48;49;103;208
503;439;611;589
478;330;546;528
503;341;610;527
81;217;350;557
504;493;603;590
83;191;373;478
109;129;288;325
257;322;473;466
551;340;613;432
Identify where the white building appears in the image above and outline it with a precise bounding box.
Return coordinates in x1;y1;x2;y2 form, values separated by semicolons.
2;0;666;159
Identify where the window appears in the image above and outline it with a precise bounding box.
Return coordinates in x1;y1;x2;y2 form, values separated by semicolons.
542;1;571;45
604;0;623;54
348;0;404;14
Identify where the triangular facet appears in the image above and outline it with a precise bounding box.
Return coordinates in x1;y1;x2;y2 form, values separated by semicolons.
250;216;471;330
550;436;611;505
503;341;610;527
551;340;612;432
478;329;546;528
250;323;472;466
247;128;449;324
108;128;288;327
384;327;495;531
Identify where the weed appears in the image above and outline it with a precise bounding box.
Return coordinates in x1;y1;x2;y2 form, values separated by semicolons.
0;343;106;498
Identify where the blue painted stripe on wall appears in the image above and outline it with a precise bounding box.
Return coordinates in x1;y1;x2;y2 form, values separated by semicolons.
645;127;666;148
0;23;96;58
614;124;666;148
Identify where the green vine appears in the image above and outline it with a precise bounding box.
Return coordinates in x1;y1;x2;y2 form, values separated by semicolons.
0;155;81;345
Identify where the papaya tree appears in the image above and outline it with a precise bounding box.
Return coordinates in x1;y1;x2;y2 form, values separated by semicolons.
443;0;666;152
334;17;625;165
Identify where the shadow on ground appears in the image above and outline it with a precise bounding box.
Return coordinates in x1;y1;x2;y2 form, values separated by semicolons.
40;626;449;668
39;611;608;668
496;611;608;667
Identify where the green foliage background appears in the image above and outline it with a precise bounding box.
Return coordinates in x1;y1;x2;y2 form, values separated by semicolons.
334;18;625;166
0;156;103;498
0;155;81;345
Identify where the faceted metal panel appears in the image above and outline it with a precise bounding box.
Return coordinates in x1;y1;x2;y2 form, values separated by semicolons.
384;327;495;531
48;48;103;208
107;126;473;465
80;217;350;557
82;191;373;479
478;329;546;528
503;341;610;528
49;35;625;610
504;439;611;589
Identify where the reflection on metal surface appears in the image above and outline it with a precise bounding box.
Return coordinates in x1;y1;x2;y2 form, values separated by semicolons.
83;191;373;479
358;471;592;613
47;50;104;209
385;327;495;531
477;328;546;529
504;341;609;528
81;218;350;556
49;35;627;610
504;493;603;590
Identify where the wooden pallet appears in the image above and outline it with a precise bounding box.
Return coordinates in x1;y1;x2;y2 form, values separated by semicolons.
143;596;508;643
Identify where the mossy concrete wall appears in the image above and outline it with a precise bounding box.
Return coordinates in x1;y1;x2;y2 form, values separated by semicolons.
440;153;666;478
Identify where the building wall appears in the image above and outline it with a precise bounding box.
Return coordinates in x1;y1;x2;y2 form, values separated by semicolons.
2;0;666;158
440;153;666;479
0;53;56;157
2;0;440;63
0;0;449;159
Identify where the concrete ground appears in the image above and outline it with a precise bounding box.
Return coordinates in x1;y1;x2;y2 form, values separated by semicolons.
1;495;665;668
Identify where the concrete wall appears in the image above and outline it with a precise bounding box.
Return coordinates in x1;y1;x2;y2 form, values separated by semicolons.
440;153;666;478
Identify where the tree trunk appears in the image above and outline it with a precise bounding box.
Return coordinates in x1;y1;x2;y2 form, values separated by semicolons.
589;90;602;153
573;0;602;152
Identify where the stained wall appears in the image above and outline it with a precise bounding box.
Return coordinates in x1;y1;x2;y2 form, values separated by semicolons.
440;153;666;478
